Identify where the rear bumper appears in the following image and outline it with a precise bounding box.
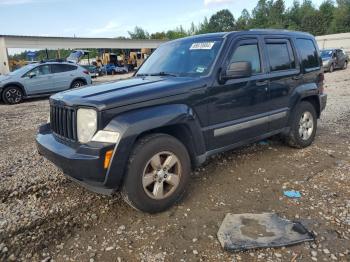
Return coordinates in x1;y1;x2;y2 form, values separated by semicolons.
319;93;327;112
36;123;117;195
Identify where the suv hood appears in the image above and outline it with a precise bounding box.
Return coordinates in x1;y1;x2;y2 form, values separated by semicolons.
50;76;202;110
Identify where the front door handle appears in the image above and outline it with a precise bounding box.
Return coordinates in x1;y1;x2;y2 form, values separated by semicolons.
256;80;269;86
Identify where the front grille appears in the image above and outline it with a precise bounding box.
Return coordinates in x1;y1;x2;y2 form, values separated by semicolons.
50;105;77;141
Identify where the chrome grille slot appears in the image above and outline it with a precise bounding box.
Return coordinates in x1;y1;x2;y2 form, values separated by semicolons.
50;105;76;141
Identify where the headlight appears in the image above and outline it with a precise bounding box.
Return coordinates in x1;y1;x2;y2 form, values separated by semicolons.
92;130;120;144
77;108;97;143
323;60;329;66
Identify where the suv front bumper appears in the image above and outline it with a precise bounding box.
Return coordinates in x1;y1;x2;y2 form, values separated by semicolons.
36;123;117;195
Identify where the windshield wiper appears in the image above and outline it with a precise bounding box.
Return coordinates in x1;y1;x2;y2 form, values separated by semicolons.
150;72;178;77
135;73;150;77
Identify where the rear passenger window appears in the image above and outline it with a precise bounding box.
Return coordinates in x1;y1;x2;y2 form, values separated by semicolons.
230;44;261;74
52;64;77;73
266;42;295;71
296;39;320;70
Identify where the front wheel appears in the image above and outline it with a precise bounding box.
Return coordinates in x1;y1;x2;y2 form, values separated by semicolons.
2;86;23;104
329;64;334;73
284;101;317;148
121;134;191;213
343;61;348;70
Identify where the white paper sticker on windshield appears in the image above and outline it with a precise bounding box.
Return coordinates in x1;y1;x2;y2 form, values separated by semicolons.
190;42;215;50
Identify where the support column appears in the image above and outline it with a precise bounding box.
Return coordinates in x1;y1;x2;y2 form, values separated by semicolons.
0;37;10;75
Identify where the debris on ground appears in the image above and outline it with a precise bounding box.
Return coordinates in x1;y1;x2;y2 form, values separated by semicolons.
217;213;314;252
283;190;302;198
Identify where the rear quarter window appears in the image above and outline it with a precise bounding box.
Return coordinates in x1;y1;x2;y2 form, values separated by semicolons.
296;38;320;71
52;64;77;73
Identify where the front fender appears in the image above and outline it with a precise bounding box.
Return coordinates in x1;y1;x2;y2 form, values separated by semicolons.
103;104;205;189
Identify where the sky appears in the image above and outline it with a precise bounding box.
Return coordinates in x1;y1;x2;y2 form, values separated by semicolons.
0;0;325;38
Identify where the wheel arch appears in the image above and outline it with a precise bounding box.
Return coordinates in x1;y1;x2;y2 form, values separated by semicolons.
300;95;320;118
102;104;206;189
2;82;27;96
286;83;322;128
134;124;199;169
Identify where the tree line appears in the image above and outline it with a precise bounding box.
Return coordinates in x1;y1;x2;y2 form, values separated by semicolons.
128;0;350;40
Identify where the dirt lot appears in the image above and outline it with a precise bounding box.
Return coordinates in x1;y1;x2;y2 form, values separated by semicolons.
0;69;349;262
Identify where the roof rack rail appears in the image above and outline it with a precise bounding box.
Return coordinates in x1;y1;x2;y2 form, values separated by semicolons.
40;59;66;63
249;29;292;32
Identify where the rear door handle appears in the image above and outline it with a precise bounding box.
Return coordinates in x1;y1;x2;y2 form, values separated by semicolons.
256;80;269;86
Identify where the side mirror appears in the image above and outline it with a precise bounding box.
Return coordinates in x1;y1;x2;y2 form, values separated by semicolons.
28;72;36;78
224;61;252;80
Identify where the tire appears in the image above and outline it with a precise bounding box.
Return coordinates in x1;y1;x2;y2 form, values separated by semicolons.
2;86;23;104
121;133;191;213
284;101;317;149
343;61;348;70
329;64;334;73
70;80;86;89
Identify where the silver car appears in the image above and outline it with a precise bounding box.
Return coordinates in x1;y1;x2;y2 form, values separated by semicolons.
0;61;92;104
321;49;349;73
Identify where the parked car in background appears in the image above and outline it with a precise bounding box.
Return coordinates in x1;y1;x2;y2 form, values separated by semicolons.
114;65;129;74
0;61;92;104
101;63;116;75
101;63;129;75
37;30;326;213
321;49;348;72
82;65;100;78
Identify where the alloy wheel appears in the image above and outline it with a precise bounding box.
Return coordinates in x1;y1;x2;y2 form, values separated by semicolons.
73;81;83;88
298;111;314;140
5;88;22;104
142;151;181;200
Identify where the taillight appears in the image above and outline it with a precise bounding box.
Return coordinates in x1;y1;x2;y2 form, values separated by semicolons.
83;70;89;75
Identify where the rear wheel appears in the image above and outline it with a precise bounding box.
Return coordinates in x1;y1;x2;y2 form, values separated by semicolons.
2;86;23;104
70;80;85;89
343;61;348;70
284;101;317;148
121;133;191;213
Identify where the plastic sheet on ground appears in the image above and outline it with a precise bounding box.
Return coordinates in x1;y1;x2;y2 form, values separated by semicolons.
217;213;314;252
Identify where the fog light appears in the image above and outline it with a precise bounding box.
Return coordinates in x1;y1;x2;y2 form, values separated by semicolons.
104;150;113;169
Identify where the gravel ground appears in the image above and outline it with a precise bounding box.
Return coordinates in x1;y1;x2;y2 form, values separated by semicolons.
0;69;349;262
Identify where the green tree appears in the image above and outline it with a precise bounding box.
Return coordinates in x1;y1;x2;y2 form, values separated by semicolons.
319;0;335;34
165;26;188;39
251;0;270;28
128;26;150;39
207;9;235;32
197;17;211;34
331;0;350;32
267;0;286;28
236;9;251;30
150;31;167;40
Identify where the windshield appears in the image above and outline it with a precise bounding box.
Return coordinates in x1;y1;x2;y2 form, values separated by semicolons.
320;50;333;59
8;64;36;76
136;37;223;77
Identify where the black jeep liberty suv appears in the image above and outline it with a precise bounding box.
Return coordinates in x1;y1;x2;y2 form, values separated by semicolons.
37;30;327;213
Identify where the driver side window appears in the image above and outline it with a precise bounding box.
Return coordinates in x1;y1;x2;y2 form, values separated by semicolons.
25;65;51;77
229;44;261;74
